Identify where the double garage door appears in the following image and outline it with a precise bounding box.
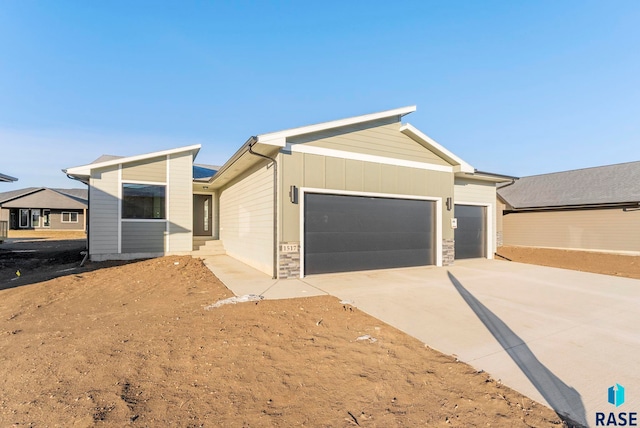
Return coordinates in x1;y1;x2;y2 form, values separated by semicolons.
304;193;436;275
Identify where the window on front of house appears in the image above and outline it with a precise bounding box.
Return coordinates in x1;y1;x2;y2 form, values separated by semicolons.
62;212;79;223
122;184;166;219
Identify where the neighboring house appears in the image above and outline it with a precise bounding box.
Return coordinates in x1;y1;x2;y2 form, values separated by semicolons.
64;106;512;277
0;187;88;231
0;174;17;241
497;161;640;254
0;173;18;183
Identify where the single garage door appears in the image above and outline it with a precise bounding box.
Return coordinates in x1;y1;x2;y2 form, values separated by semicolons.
454;204;487;259
304;193;436;275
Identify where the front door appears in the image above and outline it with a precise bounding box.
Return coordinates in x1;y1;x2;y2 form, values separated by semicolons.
193;195;213;236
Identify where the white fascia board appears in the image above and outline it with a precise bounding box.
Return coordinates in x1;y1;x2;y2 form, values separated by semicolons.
64;144;201;176
289;143;453;173
400;124;475;173
455;172;513;183
257;106;417;145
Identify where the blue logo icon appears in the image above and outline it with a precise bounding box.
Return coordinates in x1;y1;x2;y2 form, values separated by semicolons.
608;384;625;407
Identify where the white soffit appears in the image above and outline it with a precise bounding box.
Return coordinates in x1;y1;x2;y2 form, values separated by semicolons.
400;124;475;173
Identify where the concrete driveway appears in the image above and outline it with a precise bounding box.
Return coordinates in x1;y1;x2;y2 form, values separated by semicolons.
302;259;640;428
204;255;640;427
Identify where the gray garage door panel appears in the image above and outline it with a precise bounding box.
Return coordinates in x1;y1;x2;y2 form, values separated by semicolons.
304;193;435;275
454;204;486;259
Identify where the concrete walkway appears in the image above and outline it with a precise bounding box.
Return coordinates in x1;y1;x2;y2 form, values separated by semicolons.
201;254;327;299
202;255;640;427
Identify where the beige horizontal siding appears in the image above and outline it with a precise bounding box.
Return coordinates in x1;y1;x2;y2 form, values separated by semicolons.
49;210;85;230
454;178;498;254
167;152;193;252
122;156;167;182
89;166;119;255
219;162;274;275
289;118;452;167
280;151;453;243
502;208;640;253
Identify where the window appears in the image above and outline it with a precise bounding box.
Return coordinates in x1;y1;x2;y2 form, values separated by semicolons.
62;212;79;223
31;209;41;227
19;209;29;228
122;184;166;219
43;209;51;227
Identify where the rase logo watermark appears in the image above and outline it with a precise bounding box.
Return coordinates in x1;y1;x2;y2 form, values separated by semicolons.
610;384;626;408
596;383;637;426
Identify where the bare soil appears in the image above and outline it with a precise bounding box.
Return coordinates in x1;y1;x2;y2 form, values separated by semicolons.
497;246;640;280
0;253;567;427
0;230;129;290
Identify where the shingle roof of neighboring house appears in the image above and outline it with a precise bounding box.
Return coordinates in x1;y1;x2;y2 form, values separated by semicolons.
0;173;18;182
498;161;640;209
0;187;41;204
0;187;88;209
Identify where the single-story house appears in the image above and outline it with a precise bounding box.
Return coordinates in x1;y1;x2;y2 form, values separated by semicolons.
0;173;18;183
497;161;640;255
0;174;18;241
0;187;88;231
64;106;512;277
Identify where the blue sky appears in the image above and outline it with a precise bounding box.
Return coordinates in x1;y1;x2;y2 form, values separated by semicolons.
1;1;639;189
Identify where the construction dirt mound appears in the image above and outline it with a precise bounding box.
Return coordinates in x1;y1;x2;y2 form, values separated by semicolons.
0;255;567;427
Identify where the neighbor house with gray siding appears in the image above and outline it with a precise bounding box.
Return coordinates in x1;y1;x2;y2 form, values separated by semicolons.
0;187;87;231
65;106;511;276
498;161;640;254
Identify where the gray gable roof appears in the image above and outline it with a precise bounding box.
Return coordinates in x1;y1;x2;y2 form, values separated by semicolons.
0;187;87;209
498;161;640;209
0;187;42;204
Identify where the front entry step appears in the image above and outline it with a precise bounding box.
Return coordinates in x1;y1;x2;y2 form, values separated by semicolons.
192;239;226;256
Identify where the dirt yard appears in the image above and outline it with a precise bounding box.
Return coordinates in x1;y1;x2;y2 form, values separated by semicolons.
0;252;567;427
497;246;640;280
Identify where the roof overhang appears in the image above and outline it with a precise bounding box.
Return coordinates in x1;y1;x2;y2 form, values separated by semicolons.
256;106;416;147
63;144;201;182
0;173;18;182
505;201;640;212
399;124;475;173
458;170;518;183
208;107;417;189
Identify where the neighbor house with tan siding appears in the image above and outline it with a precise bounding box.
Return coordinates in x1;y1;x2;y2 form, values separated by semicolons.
498;161;640;255
0;187;87;231
65;106;512;276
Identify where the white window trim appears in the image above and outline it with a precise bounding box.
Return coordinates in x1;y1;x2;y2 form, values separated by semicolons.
42;209;51;228
298;187;443;278
122;179;168;185
120;181;168;221
61;211;79;223
31;209;41;228
19;209;30;228
454;201;494;260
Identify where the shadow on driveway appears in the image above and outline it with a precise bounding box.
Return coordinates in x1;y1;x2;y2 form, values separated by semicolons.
447;271;587;428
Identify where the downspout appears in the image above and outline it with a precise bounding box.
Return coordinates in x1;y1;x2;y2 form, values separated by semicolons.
247;137;279;280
